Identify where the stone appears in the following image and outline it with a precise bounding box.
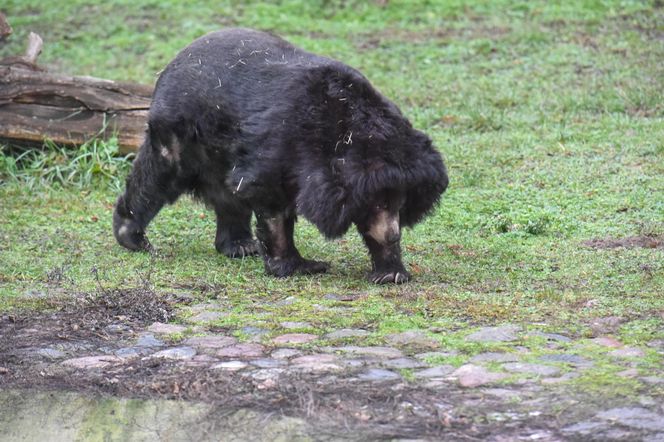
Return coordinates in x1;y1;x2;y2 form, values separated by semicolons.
324;329;370;339
211;361;248;371
279;321;311;329
36;348;66;360
250;358;286;369
641;376;664;385
385;331;440;349
357;368;400;382
451;364;508;388
470;352;519;364
184;335;237;350
274;296;296;307
291;354;342;372
114;347;143;360
540;372;580;384
325;346;403;359
609;347;645;358
105;324;130;334
240;327;269;339
596;407;664;431
187;311;226;323
590;316;625;335
480;388;521;400
247;369;284;389
538;354;592;366
562;421;608;435
147;322;187;335
151;346;197;360
215;343;264;359
272;333;318;345
136;333;165;348
414;351;458;361
617;368;639;378
62;355;122;369
381;358;428;369
591;336;623;348
413;365;455;379
465;325;520;343
502;363;560;377
527;331;572;342
271;348;303;359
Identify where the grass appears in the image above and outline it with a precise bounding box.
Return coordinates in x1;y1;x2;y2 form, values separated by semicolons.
1;0;663;356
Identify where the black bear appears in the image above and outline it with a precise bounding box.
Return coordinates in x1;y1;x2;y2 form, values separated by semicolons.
113;28;448;284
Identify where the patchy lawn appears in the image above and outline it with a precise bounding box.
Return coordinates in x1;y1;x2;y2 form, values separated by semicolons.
1;0;663;439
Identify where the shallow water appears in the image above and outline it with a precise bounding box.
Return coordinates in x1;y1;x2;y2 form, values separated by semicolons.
0;389;327;442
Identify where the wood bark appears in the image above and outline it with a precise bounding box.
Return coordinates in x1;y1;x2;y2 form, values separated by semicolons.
0;22;152;154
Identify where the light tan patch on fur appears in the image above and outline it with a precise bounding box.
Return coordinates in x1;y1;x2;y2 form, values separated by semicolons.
368;210;399;245
160;139;182;163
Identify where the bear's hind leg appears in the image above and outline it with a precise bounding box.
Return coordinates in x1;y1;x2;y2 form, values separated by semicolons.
214;201;259;258
255;209;328;277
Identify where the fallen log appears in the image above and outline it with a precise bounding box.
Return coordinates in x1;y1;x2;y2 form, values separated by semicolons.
0;22;152;154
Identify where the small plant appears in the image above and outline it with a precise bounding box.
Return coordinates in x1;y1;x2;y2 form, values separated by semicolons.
0;138;134;191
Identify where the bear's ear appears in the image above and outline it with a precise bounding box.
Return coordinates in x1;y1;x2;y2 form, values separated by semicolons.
295;170;355;239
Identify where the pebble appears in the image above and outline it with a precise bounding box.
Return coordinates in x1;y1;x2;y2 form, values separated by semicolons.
381;358;428;370
325;346;403;359
250;358;286;369
465;325;520;343
538;354;592;366
527;331;572;342
502;363;561;377
62;355;122;369
324;329;370;339
36;348;66;360
451;364;508;388
357;368;401;382
414;351;458;361
151;346;197;360
272;333;318;345
540;372;580;384
184;335;237;350
385;331;440;349
114;347;143;360
470;352;519;364
271;348;303;359
591;336;623;348
187;311;226;323
136;333;165;348
215;343;265;359
211;361;248;371
279;321;312;329
147;322;187;335
609;347;645;358
413;365;455;379
596;407;664;431
291;354;342;372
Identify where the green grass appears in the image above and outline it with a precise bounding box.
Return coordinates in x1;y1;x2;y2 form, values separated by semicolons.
1;0;663;352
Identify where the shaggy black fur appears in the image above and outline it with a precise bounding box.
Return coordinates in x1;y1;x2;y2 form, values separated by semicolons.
113;28;448;283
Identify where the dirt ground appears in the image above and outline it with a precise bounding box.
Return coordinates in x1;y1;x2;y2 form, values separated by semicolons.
1;287;663;441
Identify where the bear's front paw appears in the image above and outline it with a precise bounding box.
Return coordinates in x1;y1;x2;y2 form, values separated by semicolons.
369;270;411;284
216;238;260;258
265;257;329;277
113;214;151;252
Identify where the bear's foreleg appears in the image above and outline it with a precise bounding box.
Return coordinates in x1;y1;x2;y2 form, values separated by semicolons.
360;232;411;284
113;139;183;251
255;209;329;277
213;201;259;258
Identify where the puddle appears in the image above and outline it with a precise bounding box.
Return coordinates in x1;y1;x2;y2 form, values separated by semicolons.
0;389;322;442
